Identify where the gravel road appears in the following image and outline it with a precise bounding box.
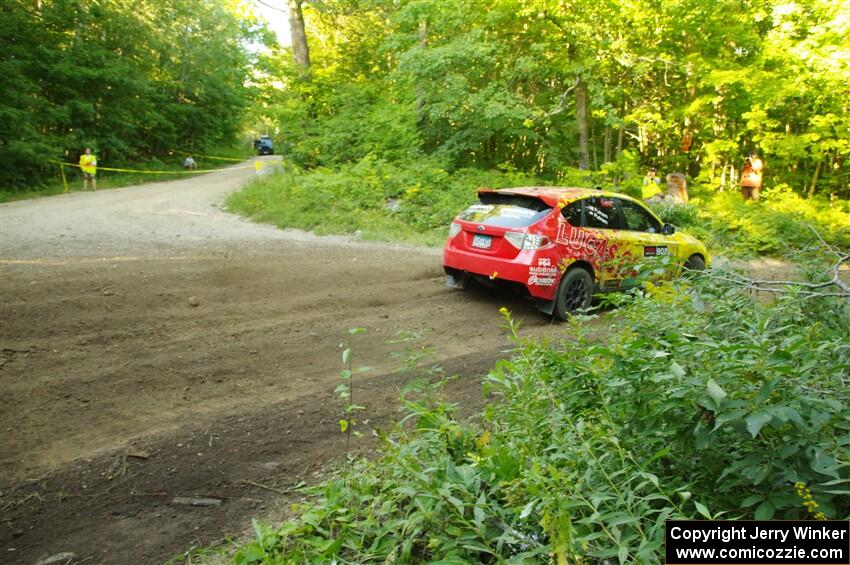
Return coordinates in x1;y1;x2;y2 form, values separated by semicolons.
0;157;568;564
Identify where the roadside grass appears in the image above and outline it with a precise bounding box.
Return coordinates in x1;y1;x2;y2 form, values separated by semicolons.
222;267;849;564
226;156;541;248
227;157;849;258
0;149;253;203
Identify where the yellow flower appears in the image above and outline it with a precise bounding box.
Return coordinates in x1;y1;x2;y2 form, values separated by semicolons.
477;429;491;449
794;482;825;518
499;307;509;316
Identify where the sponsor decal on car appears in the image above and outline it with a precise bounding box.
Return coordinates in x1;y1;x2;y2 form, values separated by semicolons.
497;207;538;219
465;204;494;214
527;257;558;286
555;223;619;263
644;245;669;257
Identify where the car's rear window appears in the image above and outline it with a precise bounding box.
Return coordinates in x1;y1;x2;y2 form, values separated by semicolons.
459;193;552;227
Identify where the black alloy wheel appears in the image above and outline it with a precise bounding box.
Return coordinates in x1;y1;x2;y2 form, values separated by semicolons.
554;267;594;320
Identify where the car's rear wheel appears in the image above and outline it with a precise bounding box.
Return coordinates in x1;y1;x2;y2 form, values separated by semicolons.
684;254;706;272
554;267;594;320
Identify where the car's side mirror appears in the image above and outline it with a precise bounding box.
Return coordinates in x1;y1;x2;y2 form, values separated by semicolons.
662;223;676;235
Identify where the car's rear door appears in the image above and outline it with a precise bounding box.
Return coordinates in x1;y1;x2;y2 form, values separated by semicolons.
560;196;625;289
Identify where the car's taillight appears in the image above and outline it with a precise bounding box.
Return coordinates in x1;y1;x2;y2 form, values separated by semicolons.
504;231;526;249
523;234;551;249
449;222;461;238
505;231;551;250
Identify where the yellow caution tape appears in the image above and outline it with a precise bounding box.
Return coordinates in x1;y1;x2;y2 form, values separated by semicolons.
172;150;247;162
59;162;69;193
50;159;253;175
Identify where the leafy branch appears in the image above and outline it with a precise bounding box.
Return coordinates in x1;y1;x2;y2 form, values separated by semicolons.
337;327;367;462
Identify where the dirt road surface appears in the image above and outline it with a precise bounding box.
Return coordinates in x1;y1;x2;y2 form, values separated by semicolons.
1;158;572;564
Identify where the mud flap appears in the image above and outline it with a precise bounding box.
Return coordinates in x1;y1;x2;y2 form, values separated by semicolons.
536;299;555;315
445;273;468;290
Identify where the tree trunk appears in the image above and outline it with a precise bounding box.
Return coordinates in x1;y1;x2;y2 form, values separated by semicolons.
603;126;611;164
574;80;590;170
416;20;427;125
808;158;822;197
591;124;599;169
617;125;624;157
288;0;311;78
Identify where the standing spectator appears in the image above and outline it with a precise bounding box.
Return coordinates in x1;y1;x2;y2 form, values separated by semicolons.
183;155;198;170
642;167;662;200
79;147;97;191
740;153;764;201
665;172;689;204
644;172;689;205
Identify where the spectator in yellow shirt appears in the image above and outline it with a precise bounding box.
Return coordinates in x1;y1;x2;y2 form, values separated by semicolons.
79;147;97;190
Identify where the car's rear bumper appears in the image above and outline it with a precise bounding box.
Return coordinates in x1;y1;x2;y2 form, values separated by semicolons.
443;245;560;300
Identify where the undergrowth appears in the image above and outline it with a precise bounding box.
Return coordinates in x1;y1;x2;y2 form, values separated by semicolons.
232;270;850;564
226;156;540;246
227;157;848;257
647;184;850;257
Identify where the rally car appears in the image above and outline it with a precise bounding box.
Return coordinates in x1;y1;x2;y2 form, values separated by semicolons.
443;187;709;320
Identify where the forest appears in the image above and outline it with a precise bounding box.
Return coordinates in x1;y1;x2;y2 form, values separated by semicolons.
1;0;263;189
252;0;850;199
4;0;849;200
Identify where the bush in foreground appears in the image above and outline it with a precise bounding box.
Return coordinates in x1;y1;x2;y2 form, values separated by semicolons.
233;271;850;564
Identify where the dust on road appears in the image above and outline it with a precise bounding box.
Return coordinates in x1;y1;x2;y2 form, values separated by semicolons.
1;157;573;564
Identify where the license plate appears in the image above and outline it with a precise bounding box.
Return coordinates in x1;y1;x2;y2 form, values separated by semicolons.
472;234;492;249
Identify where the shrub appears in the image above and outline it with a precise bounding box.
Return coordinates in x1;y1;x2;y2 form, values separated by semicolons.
648;186;850;256
226;156;540;245
232;272;850;564
231;156;849;257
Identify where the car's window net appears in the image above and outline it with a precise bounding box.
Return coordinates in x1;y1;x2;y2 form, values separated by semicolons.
561;201;582;226
583;197;620;229
460;194;552;227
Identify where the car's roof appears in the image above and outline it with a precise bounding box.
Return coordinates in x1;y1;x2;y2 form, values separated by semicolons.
478;186;631;207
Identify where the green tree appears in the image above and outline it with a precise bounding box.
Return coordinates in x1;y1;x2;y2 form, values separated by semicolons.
0;0;261;190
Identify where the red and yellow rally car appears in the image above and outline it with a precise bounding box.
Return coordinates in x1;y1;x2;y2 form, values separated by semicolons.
443;187;710;319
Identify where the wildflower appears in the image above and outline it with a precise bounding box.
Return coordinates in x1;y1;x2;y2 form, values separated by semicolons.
477;429;491;449
499;307;509;316
794;481;826;520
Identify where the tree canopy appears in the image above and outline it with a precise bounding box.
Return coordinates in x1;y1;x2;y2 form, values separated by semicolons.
254;0;850;198
1;0;262;188
4;0;849;198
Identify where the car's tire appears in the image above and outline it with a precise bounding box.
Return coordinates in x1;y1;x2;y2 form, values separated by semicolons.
554;267;594;321
684;254;706;272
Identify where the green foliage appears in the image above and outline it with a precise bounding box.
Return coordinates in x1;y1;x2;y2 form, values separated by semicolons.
226;156;540;245
256;0;850;199
230;273;849;563
0;0;260;190
230;154;847;257
648;186;850;256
